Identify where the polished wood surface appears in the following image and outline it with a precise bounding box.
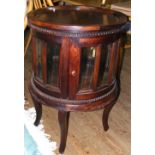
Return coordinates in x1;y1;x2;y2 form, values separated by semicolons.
27;6;129;153
28;5;128;31
58;111;70;153
25;46;130;155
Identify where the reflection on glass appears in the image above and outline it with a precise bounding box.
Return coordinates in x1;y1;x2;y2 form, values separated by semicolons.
79;47;95;90
36;38;43;80
47;42;60;87
98;44;112;87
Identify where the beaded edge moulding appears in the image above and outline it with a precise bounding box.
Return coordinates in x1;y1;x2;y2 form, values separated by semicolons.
29;22;130;38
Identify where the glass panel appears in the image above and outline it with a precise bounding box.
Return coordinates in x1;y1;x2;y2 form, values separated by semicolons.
47;42;60;87
79;47;96;90
36;38;43;80
98;44;112;87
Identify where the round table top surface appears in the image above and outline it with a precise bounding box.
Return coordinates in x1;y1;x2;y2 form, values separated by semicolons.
28;5;128;31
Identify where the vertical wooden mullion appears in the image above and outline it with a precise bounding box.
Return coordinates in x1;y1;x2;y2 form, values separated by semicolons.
92;45;101;90
69;42;81;99
114;40;120;77
59;38;70;98
108;41;119;83
116;39;123;78
32;37;37;75
42;41;47;83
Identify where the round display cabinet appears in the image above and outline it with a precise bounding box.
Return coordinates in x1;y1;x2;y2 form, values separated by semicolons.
28;5;129;153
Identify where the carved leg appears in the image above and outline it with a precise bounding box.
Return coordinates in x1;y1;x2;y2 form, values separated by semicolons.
58;111;70;154
102;102;115;131
33;100;42;126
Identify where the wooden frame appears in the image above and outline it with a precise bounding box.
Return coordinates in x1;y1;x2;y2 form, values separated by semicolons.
28;5;129;153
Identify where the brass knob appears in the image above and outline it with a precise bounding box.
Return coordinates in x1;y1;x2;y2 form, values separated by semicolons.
71;70;76;76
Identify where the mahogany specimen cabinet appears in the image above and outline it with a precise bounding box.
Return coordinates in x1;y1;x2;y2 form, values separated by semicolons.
28;5;129;153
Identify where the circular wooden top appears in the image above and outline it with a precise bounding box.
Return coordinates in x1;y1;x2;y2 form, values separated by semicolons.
28;5;128;31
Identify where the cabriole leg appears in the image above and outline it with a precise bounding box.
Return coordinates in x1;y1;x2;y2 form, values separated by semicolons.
102;102;115;131
58;110;70;154
33;99;42;126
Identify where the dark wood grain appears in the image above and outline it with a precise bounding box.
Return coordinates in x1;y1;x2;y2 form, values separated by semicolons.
69;41;81;99
28;5;129;153
58;111;70;154
108;41;119;84
102;101;115;131
93;45;101;90
28;5;128;31
30;91;42;126
59;38;70;98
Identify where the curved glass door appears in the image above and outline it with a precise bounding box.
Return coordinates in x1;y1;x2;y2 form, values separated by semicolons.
46;42;60;87
78;43;113;91
36;38;43;80
79;47;96;90
97;44;112;88
35;37;61;87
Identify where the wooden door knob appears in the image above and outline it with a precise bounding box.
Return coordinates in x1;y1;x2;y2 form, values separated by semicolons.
71;70;76;76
